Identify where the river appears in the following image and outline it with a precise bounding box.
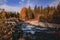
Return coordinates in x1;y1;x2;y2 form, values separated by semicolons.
12;21;59;40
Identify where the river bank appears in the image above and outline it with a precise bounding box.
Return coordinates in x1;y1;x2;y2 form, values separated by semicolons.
24;20;60;28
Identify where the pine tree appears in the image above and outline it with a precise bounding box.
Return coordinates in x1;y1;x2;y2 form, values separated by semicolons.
52;3;60;24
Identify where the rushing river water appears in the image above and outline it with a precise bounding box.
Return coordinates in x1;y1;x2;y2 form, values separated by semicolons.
12;21;60;40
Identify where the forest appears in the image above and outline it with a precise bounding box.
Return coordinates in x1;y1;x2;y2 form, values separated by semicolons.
0;3;60;24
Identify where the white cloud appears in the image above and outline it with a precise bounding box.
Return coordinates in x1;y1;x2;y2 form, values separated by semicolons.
25;0;35;8
49;0;60;7
25;0;32;7
0;0;21;13
0;4;21;13
19;0;34;8
0;0;7;5
27;0;30;6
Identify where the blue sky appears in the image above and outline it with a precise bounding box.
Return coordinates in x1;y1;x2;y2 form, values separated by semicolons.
0;0;60;12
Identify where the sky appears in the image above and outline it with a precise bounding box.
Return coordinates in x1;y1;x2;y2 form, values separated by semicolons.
0;0;60;12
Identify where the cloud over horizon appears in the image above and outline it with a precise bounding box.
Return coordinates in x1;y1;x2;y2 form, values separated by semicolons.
0;0;7;5
0;0;60;12
49;0;60;6
0;4;21;12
